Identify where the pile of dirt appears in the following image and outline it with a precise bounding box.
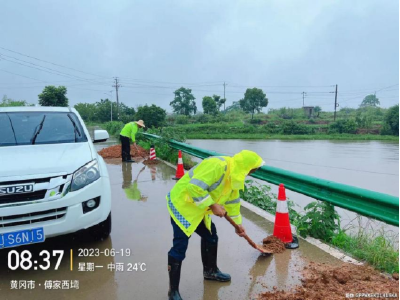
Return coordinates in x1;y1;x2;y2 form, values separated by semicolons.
258;262;399;300
98;145;148;159
259;235;286;254
143;159;160;165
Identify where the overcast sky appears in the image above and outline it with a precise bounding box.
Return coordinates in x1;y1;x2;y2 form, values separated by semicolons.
0;0;398;113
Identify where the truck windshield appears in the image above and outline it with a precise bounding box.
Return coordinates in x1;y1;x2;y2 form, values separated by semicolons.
0;112;88;146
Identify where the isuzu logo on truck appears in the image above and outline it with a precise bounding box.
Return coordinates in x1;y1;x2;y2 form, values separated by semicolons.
0;184;34;196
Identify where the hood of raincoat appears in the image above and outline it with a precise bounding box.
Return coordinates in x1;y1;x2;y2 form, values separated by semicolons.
230;150;264;190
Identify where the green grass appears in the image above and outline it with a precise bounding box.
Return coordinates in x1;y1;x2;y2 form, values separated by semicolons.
241;180;399;274
160;118;398;140
183;133;399;141
84;121;104;127
332;230;399;274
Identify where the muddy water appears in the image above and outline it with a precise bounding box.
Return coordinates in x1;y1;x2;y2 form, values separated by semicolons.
187;139;399;196
0;160;340;300
188;139;399;237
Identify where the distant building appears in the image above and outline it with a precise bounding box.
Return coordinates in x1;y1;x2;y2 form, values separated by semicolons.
303;106;315;118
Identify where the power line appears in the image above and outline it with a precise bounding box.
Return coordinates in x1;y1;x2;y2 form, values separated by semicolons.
119;80;223;87
0;78;100;85
117;79;335;95
0;80;115;89
0;67;115;96
0;68;47;83
0;46;110;79
121;85;334;95
376;84;398;92
229;83;335;88
0;54;110;86
339;84;398;93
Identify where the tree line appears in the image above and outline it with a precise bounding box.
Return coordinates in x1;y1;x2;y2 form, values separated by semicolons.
74;100;167;128
0;85;398;136
0;85;167;128
170;86;268;119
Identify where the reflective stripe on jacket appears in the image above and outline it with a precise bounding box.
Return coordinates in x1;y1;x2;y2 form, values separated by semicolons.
120;122;138;142
167;151;263;237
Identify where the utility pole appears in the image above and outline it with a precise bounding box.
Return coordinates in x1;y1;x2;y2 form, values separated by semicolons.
223;82;227;111
112;77;120;119
334;84;338;121
302;92;306;107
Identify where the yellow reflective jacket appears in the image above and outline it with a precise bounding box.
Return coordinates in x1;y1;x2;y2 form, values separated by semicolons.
167;150;263;237
120;122;139;142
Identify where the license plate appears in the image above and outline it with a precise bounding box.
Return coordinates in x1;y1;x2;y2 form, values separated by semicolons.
0;228;45;249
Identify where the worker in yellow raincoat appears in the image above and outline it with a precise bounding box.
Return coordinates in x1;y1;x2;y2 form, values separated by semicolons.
166;150;265;300
119;120;145;162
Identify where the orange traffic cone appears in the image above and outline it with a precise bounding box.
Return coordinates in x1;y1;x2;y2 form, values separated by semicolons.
149;145;157;160
173;150;185;180
273;184;299;249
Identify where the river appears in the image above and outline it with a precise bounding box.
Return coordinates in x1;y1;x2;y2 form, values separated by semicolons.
187;139;399;238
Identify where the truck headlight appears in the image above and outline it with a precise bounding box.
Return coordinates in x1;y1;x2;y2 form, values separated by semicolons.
71;160;100;191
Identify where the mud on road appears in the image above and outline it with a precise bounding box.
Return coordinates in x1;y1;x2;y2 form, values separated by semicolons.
260;236;286;254
97;144;149;159
259;262;399;300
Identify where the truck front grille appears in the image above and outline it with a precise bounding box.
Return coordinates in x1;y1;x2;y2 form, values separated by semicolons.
0;174;72;208
0;207;67;228
0;177;51;186
0;190;47;205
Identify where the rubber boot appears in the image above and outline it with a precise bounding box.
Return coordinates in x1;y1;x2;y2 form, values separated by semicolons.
201;239;231;282
168;256;183;300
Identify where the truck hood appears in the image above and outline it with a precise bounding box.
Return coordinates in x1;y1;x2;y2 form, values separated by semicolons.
0;143;94;180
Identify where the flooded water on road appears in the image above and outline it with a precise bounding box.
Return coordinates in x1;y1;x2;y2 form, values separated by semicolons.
0;159;341;300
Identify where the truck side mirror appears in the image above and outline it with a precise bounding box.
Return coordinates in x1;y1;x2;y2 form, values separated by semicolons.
93;130;109;143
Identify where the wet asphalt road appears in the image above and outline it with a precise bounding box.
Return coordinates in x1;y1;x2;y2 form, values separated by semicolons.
0;159;340;300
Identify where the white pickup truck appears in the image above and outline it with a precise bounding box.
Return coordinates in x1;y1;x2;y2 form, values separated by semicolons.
0;106;112;249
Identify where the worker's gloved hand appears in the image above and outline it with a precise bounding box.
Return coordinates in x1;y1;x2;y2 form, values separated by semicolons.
209;204;226;217
235;225;246;237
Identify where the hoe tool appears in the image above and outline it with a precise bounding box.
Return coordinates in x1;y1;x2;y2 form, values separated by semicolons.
224;213;272;254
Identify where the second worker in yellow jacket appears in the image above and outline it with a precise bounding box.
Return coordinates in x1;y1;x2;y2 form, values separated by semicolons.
119;120;145;162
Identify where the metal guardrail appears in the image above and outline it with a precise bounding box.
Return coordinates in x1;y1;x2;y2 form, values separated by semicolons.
143;133;399;226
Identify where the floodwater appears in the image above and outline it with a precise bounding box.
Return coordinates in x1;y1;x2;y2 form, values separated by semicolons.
0;159;340;300
188;139;399;236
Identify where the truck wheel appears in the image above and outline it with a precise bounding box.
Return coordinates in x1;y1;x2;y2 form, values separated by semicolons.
88;213;112;241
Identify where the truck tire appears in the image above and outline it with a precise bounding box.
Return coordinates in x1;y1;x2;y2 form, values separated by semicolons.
88;213;112;241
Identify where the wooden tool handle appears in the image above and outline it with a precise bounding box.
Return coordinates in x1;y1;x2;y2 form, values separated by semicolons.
224;213;241;230
224;213;258;250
